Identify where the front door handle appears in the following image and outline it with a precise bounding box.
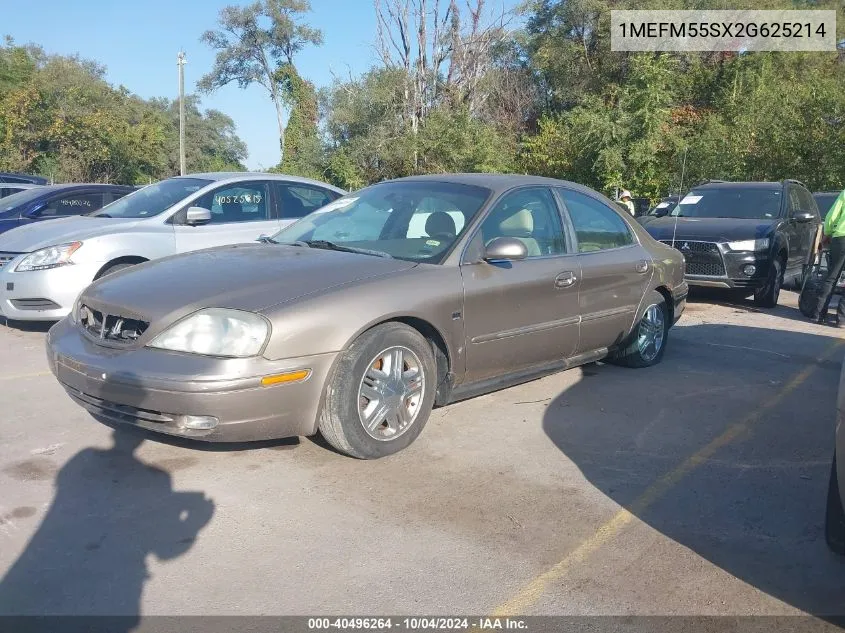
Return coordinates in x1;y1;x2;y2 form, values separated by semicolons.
635;259;650;274
554;271;577;288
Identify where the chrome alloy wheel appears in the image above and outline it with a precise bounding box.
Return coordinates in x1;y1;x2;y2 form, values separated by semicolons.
357;346;425;441
637;304;665;362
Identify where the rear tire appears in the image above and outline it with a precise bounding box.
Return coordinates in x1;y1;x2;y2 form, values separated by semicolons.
318;323;437;459
826;452;845;555
753;258;783;308
611;290;669;368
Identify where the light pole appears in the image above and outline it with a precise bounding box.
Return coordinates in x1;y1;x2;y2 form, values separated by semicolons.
177;51;187;176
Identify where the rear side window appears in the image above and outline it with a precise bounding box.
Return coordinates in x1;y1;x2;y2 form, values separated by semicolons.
558;188;634;252
39;192;105;217
275;183;340;219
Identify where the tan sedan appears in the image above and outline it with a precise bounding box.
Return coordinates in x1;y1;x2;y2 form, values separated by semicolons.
46;174;687;458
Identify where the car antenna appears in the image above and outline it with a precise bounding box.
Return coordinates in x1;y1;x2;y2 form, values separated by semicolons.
671;146;688;249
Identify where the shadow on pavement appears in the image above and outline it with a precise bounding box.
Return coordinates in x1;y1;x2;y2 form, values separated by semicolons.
0;427;214;625
543;323;845;616
0;317;55;333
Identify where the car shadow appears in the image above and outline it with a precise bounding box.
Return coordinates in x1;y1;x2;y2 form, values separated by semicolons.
543;323;845;617
0;424;215;625
0;317;55;333
687;288;838;325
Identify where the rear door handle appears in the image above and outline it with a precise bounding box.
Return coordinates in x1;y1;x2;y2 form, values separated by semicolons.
636;260;650;274
554;271;577;288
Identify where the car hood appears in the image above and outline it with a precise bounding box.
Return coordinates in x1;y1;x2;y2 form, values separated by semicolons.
0;216;138;252
644;217;777;242
81;243;419;327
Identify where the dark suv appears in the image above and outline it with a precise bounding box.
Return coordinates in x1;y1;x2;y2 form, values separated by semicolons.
642;180;821;308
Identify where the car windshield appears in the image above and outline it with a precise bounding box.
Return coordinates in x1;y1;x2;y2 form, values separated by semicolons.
90;177;211;218
814;193;839;219
670;188;782;219
269;181;491;263
0;188;48;218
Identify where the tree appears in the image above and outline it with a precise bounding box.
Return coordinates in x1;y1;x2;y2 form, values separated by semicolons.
0;40;248;184
198;0;322;166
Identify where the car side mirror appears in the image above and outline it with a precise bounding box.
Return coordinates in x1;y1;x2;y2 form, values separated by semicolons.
793;211;815;223
653;207;669;217
24;203;46;218
483;237;528;262
185;206;212;226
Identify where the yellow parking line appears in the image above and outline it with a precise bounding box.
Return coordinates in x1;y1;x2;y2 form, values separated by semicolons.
0;371;51;382
493;341;845;616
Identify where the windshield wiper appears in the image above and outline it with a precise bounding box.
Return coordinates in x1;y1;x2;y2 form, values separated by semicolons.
94;213;111;218
257;235;279;244
303;240;393;258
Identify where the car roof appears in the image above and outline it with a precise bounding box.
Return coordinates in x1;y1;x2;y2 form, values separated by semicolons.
19;183;134;194
175;172;346;192
381;173;601;196
692;181;786;190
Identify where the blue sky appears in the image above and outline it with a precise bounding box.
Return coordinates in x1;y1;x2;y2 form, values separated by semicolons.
0;0;522;170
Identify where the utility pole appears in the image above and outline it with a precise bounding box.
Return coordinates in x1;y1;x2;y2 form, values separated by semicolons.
177;51;187;176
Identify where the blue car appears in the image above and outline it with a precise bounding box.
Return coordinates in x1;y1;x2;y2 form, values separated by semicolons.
0;184;134;235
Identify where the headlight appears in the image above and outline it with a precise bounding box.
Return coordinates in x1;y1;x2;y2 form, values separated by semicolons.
148;308;270;358
15;242;82;272
726;238;769;252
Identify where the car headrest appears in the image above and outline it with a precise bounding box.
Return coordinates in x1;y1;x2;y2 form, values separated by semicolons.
425;211;457;238
499;209;534;236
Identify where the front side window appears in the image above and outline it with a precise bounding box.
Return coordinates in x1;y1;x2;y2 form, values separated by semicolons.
670;187;783;220
39;193;105;217
558;189;634;252
194;182;271;224
272;181;491;263
476;188;567;257
92;177;212;219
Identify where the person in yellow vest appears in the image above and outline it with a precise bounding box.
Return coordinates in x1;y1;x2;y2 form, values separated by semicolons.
619;190;636;216
813;189;845;324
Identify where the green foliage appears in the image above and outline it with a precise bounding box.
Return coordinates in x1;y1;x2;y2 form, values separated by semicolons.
0;41;247;184
274;64;322;179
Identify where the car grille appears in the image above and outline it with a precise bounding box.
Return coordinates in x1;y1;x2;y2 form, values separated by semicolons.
660;240;726;277
64;386;175;425
0;252;22;268
79;304;149;344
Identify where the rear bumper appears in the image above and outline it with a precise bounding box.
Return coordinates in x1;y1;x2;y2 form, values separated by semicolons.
46;318;337;441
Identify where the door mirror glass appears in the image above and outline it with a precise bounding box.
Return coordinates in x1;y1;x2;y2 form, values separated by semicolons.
186;206;212;226
483;237;528;262
793;211;815;223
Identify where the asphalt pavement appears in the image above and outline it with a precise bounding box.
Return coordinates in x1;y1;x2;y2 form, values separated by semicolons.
1;290;844;619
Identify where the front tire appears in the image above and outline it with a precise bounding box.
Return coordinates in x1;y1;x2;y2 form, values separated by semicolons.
95;262;136;280
611;290;669;368
754;259;783;308
826;452;845;554
318;323;437;459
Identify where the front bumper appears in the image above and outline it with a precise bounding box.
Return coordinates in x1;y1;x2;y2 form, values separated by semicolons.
672;282;688;324
46;318;338;442
0;258;103;321
662;240;773;290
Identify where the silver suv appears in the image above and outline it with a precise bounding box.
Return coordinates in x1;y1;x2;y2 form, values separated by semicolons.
0;172;345;321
